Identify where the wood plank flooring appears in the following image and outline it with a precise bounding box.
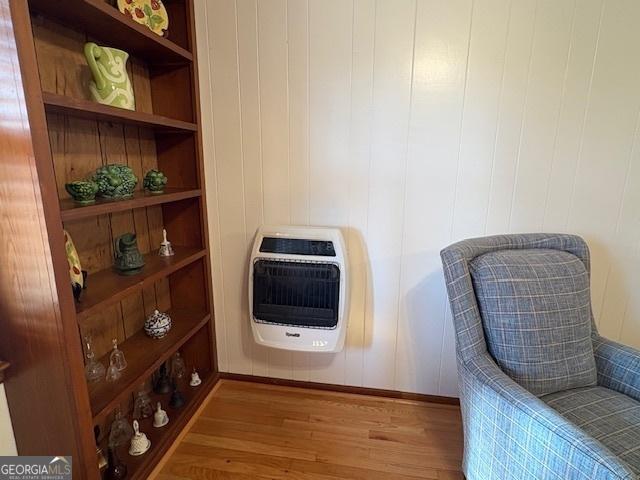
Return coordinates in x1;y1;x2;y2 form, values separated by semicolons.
156;380;464;480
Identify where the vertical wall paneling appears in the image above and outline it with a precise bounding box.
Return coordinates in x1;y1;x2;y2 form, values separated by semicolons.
344;0;376;387
257;0;293;378
395;0;472;395
236;0;270;376
198;0;640;396
306;0;354;384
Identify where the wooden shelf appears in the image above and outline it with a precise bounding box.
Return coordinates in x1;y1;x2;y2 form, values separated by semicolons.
29;0;192;64
102;371;216;480
89;309;210;423
43;93;197;132
60;188;201;222
76;247;206;321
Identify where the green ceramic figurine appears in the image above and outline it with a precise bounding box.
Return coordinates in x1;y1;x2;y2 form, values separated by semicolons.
93;164;138;199
65;180;99;204
84;42;135;111
113;233;145;276
143;170;168;194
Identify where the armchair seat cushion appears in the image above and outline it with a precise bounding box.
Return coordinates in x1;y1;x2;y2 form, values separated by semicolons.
542;386;640;475
469;248;597;396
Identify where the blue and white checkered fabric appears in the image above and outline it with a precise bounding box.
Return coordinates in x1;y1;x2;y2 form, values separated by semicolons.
469;248;597;396
441;234;640;480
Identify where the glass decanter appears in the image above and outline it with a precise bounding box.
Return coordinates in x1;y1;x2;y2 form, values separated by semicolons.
109;339;127;371
133;386;153;419
171;351;186;380
84;335;106;384
108;407;133;448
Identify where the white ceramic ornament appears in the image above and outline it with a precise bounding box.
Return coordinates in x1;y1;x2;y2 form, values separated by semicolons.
158;229;175;257
128;420;151;456
144;309;172;339
190;369;202;387
153;402;169;428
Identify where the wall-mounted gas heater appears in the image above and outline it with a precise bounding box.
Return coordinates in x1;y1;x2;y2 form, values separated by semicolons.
249;225;349;352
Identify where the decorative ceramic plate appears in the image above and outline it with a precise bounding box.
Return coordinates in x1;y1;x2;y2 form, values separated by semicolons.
117;0;169;37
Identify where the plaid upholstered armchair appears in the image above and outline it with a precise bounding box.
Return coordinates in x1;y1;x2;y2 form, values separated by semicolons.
441;234;640;480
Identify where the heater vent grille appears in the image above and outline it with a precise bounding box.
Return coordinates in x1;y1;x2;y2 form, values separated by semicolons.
252;259;340;329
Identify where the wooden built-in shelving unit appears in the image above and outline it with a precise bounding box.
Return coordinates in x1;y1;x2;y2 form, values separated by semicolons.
4;1;217;478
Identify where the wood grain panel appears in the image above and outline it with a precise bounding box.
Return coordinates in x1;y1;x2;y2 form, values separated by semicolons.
157;380;463;479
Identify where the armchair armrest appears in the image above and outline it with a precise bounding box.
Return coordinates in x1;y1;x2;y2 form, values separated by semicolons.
460;354;635;479
593;336;640;402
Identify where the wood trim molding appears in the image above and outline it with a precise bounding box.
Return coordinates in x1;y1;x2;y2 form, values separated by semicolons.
219;373;460;406
0;362;9;384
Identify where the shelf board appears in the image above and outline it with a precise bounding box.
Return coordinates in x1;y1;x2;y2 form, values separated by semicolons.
101;371;216;480
42;93;197;132
60;188;201;222
29;0;192;64
76;247;206;321
89;309;210;423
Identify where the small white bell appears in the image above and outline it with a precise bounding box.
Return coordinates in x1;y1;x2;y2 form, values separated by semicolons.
153;402;169;428
190;369;202;387
158;229;175;257
128;420;151;456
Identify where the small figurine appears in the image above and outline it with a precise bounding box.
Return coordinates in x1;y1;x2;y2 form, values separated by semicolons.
113;233;145;276
190;369;202;387
128;420;151;456
109;339;127;371
153;363;172;394
143;169;168;194
104;447;127;480
158;229;175;257
108;408;133;447
144;309;172;339
169;381;185;409
153;402;169;428
84;335;106;384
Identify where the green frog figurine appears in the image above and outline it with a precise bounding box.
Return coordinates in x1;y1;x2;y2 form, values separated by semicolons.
113;233;145;276
84;42;135;110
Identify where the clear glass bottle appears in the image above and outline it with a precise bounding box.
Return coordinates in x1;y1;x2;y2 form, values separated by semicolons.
84;335;106;384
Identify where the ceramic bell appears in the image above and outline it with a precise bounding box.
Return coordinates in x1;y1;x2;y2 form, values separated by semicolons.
158;229;175;257
84;335;106;383
108;408;133;447
128;420;151;456
153;363;172;394
144;310;172;339
110;339;127;371
153;402;169;428
190;369;202;387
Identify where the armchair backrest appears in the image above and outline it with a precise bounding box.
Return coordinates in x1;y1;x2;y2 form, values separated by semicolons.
440;234;595;365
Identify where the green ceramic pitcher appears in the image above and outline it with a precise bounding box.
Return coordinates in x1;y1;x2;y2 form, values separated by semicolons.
84;42;135;111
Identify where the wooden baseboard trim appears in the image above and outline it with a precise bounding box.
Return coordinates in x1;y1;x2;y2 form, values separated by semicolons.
220;372;459;406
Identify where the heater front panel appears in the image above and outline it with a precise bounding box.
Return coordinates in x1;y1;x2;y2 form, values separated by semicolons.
252;259;340;329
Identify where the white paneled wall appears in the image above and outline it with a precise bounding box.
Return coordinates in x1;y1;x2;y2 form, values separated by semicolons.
195;0;640;396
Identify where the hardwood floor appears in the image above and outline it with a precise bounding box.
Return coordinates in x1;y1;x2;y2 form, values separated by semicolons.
156;379;464;479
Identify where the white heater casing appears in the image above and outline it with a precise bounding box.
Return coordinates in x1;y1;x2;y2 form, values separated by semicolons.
249;225;349;352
